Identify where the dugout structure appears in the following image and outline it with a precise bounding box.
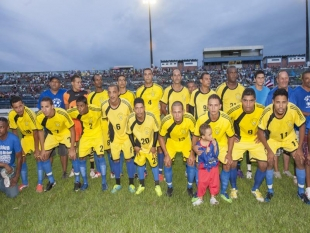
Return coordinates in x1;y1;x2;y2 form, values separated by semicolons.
202;45;263;70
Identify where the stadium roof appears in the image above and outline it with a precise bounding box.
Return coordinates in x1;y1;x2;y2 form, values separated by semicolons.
203;45;263;52
160;59;198;62
263;54;305;59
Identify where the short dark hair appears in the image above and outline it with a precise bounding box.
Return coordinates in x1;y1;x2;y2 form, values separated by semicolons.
0;117;9;125
117;75;126;81
71;74;81;82
242;88;256;99
10;96;23;106
41;97;53;105
254;70;265;78
208;94;222;105
134;97;144;107
92;74;102;82
143;68;152;74
273;88;288;100
199;123;211;136
76;96;87;104
199;72;210;79
302;70;310;79
171;101;184;110
108;84;119;91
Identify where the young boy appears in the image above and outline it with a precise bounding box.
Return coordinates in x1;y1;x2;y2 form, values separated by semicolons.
192;123;220;206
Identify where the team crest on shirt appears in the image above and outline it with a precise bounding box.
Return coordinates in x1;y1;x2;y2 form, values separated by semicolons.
181;128;187;135
53;98;62;108
55;121;60;127
251;118;258;126
89;118;93;124
100;98;105;104
235;93;241;101
304;95;310;108
117;113;123;121
144;127;151;135
214;127;220;135
151;90;155;97
182;95;186;102
286;121;293;128
24;121;29;126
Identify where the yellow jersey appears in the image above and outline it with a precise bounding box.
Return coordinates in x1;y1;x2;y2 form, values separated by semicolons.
136;83;163;118
87;90;108;106
8;106;38;136
194;111;235;147
127;111;159;153
189;88;217;119
101;99;132;143
67;104;102;138
216;83;245;112
119;90;135;108
161;85;190;114
36;108;74;136
258;103;305;142
227;102;265;142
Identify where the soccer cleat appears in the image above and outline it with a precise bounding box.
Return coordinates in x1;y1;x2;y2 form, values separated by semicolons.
44;181;56;192
110;172;115;179
293;176;297;185
283;170;293;177
187;187;194;197
230;188;238;199
298;192;310;204
18;184;29;191
251;189;264;202
69;169;74;178
102;183;108;191
62;172;68;179
192;198;203;206
135;184;145;195
237;169;244;178
36;184;43;193
158;174;164;182
129;184;136;193
74;182;81;192
92;171;101;179
220;193;232;203
90;169;96;178
111;184;122;194
155;185;162;197
210;197;219;205
273;171;282;179
80;183;88;191
246;171;252;179
166;187;173;197
264;192;274;202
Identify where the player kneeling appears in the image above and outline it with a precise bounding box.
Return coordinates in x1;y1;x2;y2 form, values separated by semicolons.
192;124;219;206
127;98;162;196
68;96;108;191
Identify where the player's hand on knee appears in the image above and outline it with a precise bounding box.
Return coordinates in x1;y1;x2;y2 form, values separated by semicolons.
164;155;171;167
149;147;156;155
10;176;18;187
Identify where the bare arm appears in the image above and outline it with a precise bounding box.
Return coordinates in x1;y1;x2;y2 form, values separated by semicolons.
160;102;167;116
10;151;22;187
68;126;76;160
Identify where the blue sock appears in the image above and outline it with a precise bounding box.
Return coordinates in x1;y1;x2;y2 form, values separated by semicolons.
138;165;145;180
152;166;159;182
120;152;124;174
158;153;164;174
126;159;135;179
97;156;107;185
164;166;173;188
230;168;237;189
21;161;28;185
79;160;88;185
186;164;195;189
37;161;43;185
252;168;266;191
266;169;274;193
42;160;55;183
94;153;99;172
113;161;121;179
220;170;230;194
72;159;80;183
107;152;113;173
296;168;306;195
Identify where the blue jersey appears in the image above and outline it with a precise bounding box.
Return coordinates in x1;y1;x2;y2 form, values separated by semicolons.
250;85;270;106
197;140;219;171
265;86;294;106
291;86;310;132
0;132;22;167
37;88;67;109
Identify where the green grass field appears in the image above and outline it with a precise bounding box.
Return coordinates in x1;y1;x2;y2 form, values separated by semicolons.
1;154;309;233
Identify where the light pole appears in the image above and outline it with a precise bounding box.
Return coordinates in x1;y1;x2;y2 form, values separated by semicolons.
143;0;155;68
306;0;309;65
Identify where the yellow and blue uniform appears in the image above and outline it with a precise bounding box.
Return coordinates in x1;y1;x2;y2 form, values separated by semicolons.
194;111;235;164
227;103;266;161
216;83;245;112
127;111;159;167
36;108;74;150
67;105;104;158
189;88;217;119
160;112;196;160
8;106;38;155
161;85;190;114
